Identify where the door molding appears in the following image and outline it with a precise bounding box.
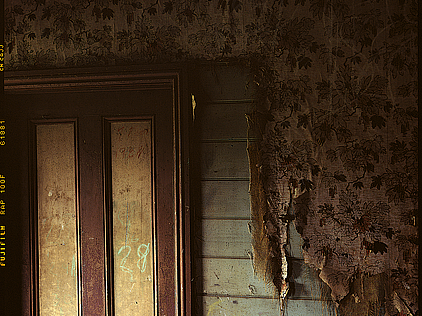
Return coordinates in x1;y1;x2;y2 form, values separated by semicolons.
4;65;183;93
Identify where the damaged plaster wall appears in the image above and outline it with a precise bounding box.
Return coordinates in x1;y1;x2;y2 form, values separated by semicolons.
5;0;418;315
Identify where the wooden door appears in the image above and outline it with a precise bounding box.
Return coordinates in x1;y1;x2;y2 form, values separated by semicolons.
2;66;191;315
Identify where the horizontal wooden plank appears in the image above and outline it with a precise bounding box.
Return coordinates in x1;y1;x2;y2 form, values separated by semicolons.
202;296;281;316
288;260;332;300
196;102;253;140
285;298;337;316
201;296;336;316
199;258;331;300
200;258;277;297
200;142;249;179
196;65;254;101
201;181;251;219
201;219;252;258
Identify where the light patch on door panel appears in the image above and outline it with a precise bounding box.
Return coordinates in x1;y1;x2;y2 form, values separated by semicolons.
36;123;79;315
111;121;154;315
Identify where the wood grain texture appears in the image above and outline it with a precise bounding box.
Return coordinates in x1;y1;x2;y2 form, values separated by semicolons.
200;219;252;258
285;299;336;316
5;66;190;316
36;123;79;315
201;258;277;298
193;64;282;315
196;102;253;140
200;181;251;219
194;63;335;315
202;296;281;316
200;142;249;179
79;115;107;315
111;121;154;315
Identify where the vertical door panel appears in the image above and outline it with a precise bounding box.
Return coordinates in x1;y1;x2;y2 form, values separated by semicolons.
110;120;155;315
36;123;80;315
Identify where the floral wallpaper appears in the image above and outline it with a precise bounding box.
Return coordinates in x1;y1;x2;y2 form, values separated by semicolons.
4;0;418;315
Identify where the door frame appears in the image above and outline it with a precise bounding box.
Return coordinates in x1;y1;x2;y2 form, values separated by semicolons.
3;64;192;316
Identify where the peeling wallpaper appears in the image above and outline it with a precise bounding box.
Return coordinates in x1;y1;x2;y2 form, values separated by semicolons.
4;0;418;315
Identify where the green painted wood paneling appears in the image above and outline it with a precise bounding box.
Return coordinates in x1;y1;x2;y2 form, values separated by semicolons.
200;181;251;219
194;63;334;315
200;142;249;179
202;296;281;316
285;299;336;316
201;219;252;258
196;102;253;140
201;258;277;298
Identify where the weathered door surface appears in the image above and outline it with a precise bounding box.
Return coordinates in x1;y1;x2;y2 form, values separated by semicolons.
2;66;190;316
